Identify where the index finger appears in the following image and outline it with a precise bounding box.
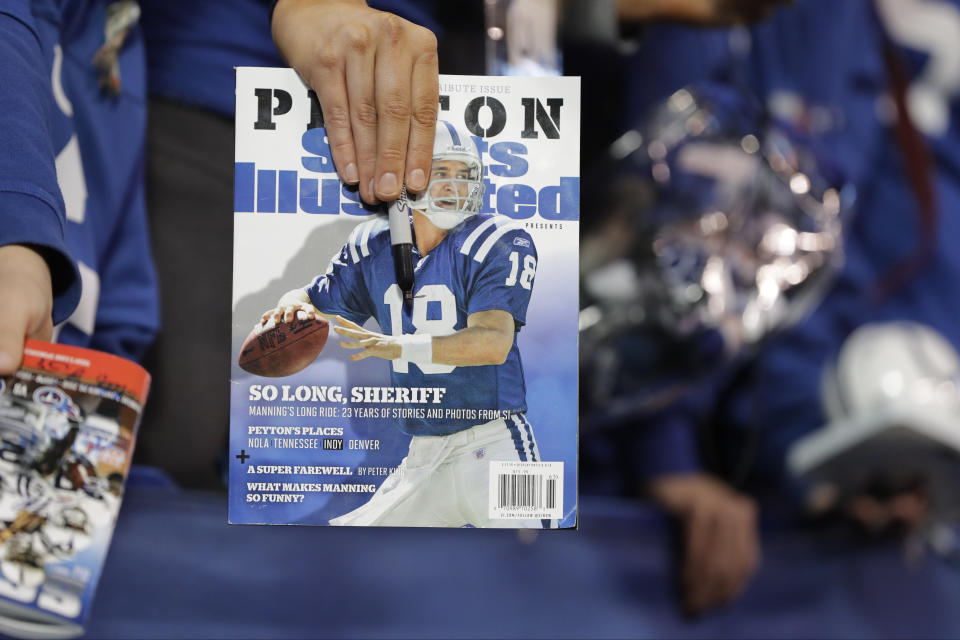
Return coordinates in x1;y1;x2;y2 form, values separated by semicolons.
315;310;340;322
0;248;53;375
404;32;439;192
373;16;415;201
683;509;716;588
0;309;27;375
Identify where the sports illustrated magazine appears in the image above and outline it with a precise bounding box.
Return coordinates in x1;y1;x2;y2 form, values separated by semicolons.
230;69;579;528
0;340;149;637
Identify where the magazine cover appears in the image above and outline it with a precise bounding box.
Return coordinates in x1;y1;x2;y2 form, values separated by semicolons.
230;68;579;528
0;340;149;638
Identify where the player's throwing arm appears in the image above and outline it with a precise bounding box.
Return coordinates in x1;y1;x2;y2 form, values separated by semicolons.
334;309;515;367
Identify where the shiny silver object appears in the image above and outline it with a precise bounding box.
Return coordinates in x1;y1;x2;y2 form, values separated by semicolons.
581;87;853;414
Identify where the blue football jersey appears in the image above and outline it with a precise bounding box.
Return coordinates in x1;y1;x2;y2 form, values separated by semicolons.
0;1;158;360
306;213;537;436
36;0;159;361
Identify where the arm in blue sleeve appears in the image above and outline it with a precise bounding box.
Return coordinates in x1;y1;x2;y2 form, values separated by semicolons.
0;2;80;323
305;243;372;326
269;0;441;33
89;152;159;362
629;406;702;484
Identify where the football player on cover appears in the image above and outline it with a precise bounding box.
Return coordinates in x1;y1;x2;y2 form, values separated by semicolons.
260;120;547;528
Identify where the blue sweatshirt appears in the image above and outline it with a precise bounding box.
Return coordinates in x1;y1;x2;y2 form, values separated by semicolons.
140;0;440;117
1;0;159;360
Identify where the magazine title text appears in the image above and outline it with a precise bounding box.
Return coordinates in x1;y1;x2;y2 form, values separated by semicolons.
235;88;578;221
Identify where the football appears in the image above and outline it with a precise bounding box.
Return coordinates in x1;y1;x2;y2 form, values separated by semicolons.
238;316;330;377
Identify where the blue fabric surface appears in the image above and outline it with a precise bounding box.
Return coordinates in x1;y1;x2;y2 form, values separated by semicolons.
84;477;960;638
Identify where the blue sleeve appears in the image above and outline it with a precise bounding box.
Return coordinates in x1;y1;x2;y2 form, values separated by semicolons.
629;405;702;484
466;228;536;326
88;151;159;362
722;218;878;491
305;246;371;326
0;2;80;324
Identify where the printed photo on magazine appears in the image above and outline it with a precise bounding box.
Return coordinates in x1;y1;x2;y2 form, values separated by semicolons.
230;69;579;528
0;340;149;638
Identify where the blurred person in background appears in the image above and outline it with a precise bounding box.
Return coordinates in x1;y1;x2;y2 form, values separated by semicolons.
578;0;960;615
563;0;793;173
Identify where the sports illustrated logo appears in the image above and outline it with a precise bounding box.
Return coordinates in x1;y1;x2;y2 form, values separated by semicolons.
237;88;579;221
513;237;531;248
474;448;486;460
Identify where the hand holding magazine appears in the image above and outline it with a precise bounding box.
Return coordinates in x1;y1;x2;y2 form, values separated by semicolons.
231;70;579;528
0;340;149;638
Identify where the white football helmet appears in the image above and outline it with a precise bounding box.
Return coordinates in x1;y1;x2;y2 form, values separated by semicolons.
42;505;93;557
789;322;960;523
1;535;46;588
409;120;484;229
823;322;960;424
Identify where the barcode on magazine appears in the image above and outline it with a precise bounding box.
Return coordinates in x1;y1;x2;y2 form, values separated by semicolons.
488;461;563;520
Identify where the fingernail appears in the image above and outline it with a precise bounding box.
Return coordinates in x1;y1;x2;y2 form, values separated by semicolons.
378;173;399;197
344;163;359;184
409;168;426;191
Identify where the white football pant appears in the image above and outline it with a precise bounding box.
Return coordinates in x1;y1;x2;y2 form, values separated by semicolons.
329;414;551;528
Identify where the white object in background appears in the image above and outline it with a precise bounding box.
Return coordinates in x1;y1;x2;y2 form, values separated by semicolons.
789;322;960;518
485;0;561;76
